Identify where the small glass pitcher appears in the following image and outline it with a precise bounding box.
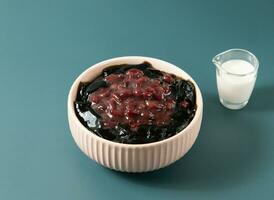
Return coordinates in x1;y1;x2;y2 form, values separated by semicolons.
212;49;259;110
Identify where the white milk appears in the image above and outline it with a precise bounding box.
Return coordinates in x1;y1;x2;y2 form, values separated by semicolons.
217;59;257;105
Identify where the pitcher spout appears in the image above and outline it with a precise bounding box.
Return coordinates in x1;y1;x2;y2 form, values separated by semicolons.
212;53;222;68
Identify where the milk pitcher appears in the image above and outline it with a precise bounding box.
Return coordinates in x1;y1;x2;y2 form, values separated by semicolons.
212;49;259;109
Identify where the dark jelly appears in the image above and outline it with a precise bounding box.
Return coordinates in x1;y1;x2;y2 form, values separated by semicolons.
74;62;196;144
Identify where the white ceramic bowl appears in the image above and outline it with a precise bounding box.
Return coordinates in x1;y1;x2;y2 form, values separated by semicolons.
68;56;203;172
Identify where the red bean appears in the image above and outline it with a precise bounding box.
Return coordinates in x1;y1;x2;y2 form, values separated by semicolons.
163;74;173;83
180;100;189;109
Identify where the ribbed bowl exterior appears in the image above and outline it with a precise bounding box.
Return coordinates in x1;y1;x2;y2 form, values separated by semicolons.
68;56;203;173
68;109;202;172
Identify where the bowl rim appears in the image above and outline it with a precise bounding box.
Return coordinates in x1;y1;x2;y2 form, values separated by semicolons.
68;56;203;148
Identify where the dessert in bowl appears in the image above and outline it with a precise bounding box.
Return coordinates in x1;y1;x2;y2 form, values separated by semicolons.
68;56;203;172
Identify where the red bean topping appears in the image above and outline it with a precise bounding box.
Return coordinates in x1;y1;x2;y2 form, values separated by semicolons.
88;68;183;131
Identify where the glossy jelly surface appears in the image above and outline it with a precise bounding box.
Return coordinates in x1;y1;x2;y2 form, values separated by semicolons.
75;62;196;144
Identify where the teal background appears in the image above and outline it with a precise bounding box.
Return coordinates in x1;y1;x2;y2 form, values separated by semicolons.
0;0;274;199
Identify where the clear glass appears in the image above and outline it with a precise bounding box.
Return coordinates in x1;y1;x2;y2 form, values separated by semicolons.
212;49;259;110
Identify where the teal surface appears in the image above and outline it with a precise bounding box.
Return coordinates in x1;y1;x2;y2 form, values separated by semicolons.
1;0;274;199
